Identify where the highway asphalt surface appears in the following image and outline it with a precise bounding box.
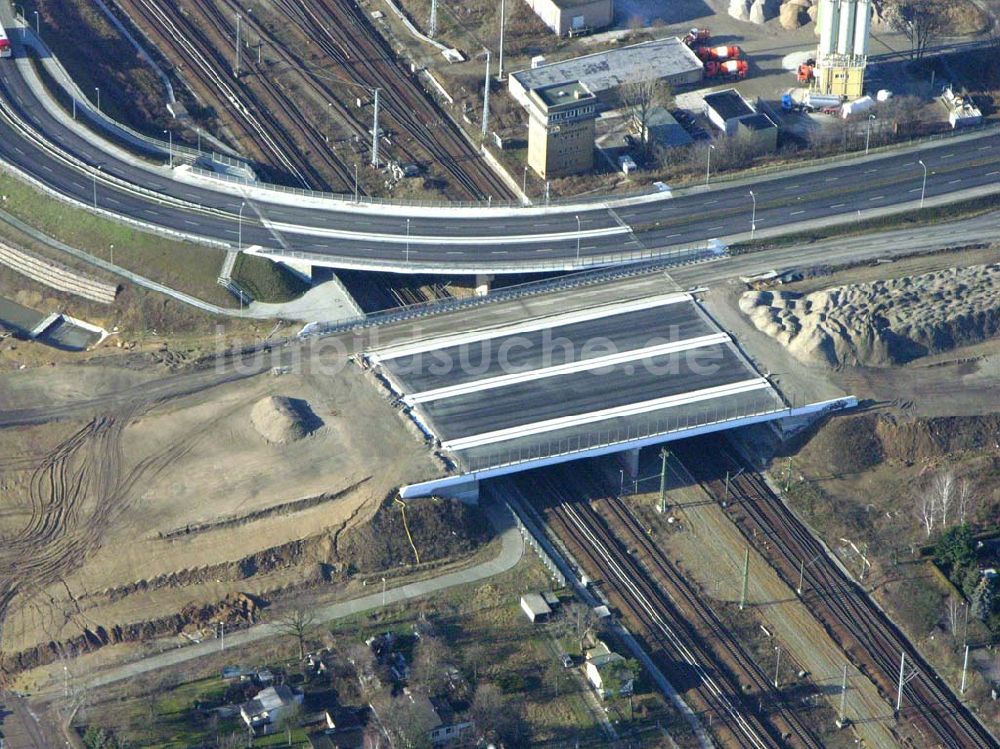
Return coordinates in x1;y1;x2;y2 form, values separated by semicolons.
419;345;749;441
384;303;715;391
1;40;1000;272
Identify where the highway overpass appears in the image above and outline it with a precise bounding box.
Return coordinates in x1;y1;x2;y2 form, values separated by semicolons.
0;19;999;274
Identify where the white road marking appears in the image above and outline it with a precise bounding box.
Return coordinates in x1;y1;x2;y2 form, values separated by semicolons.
988;171;1000;176
790;210;805;216
406;334;732;404
442;379;773;451
978;145;993;151
368;293;692;361
830;203;846;208
869;195;884;201
948;178;962;184
824;177;839;182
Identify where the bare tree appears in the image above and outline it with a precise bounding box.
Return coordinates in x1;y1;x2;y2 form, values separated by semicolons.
411;630;453;695
918;490;937;537
933;471;955;527
946;595;962;635
345;641;380;697
273;607;317;660
883;0;947;59
619;77;674;159
560;600;599;652
957;479;975;525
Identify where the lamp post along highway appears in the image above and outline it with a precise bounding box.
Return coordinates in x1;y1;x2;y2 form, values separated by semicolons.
354;163;359;202
865;113;875;156
371;88;380;167
94;86;100;113
522;166;528;198
164;129;173;168
92;165;101;209
919;159;927;209
749;190;757;241
706;144;715;185
406;218;411;263
238;201;245;252
575;214;581;263
33;10;38;37
498;0;506;81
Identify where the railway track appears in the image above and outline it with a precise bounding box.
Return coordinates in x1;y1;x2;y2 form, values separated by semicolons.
285;0;516;201
672;437;998;749
518;465;819;749
115;0;340;189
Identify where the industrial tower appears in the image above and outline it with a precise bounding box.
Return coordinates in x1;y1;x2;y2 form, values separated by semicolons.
815;0;871;98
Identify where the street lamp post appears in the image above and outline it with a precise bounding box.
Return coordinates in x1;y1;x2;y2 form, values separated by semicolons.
381;576;387;607
749;190;757;241
92;165;101;209
522;165;528;197
918;159;928;209
238;201;245;251
163;129;173;168
706;144;715;185
575;214;581;263
94;86;100;113
109;243;114;265
354;163;359;202
405;218;411;263
32;10;38;36
865;114;875;156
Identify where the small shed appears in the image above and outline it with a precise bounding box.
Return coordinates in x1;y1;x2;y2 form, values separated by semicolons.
520;593;553;623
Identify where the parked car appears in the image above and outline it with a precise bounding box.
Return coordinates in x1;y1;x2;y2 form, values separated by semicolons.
560;653;574;669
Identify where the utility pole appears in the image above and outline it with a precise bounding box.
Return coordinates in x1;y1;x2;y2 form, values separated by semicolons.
960;644;969;694
837;664;848;727
234;13;241;77
797;558;805;595
724;470;730;504
896;651;918;712
658;448;669;514
482;49;491;138
498;0;506;81
429;0;438;38
773;646;781;688
739;548;750;610
371;88;380;167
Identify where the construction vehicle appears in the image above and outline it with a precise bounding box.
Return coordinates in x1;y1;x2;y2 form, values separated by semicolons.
682;28;711;47
705;60;748;80
797;59;815;83
696;45;742;62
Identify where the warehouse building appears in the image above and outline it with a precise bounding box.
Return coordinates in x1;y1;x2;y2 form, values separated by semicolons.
703;89;778;151
525;0;614;36
510;38;704;110
526;80;598;178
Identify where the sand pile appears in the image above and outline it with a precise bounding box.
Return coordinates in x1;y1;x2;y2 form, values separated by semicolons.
739;264;1000;367
251;396;311;443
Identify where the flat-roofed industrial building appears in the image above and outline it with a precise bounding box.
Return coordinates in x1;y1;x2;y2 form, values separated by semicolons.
526;80;598;178
510;38;704;110
525;0;614;36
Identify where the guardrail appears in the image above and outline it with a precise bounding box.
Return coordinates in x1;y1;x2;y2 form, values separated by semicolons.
263;240;718;275
298;251;712;337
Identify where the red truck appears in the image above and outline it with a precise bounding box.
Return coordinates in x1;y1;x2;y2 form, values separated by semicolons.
705;60;749;79
696;45;742;62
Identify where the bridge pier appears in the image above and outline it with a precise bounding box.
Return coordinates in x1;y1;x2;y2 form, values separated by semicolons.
619;447;640;482
280;258;314;282
475;273;494;297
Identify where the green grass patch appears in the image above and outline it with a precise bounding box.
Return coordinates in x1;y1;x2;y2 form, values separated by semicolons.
0;171;237;307
728;192;1000;254
231;253;310;303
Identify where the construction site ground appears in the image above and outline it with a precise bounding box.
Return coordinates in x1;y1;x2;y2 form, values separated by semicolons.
0;349;444;683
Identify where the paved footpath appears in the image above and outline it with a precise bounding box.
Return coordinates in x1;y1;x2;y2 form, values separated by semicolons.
72;501;522;691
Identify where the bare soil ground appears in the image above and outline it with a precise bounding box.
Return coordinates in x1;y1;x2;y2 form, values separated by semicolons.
0;353;445;681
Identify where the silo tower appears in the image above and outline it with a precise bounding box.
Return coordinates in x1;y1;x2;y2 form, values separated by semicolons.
815;0;871;98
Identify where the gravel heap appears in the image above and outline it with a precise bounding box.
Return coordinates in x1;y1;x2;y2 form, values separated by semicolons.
739;264;1000;367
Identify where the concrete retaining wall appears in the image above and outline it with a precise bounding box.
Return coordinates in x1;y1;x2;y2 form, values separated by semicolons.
0;242;117;303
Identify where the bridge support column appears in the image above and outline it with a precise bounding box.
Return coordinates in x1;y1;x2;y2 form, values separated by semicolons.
475;274;493;297
620;448;640;481
437;478;480;504
280;259;314;283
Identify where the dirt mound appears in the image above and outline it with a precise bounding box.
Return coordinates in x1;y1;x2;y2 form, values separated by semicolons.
740;264;1000;367
337;497;493;573
799;412;1000;471
250;395;314;443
